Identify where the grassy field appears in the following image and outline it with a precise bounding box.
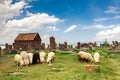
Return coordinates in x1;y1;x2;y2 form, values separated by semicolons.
0;51;120;80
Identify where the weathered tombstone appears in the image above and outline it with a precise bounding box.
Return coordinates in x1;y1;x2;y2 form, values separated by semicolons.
89;44;94;51
50;36;56;49
0;47;2;63
5;43;12;53
64;42;67;49
47;45;50;49
5;43;9;50
0;47;1;55
9;45;12;50
59;44;65;50
41;43;45;50
93;42;97;47
77;42;81;48
5;43;9;54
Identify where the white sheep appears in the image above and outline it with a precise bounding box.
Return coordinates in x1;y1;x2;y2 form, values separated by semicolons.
14;54;24;67
28;53;33;64
93;52;100;64
47;52;55;63
39;51;46;64
77;51;93;62
20;51;29;66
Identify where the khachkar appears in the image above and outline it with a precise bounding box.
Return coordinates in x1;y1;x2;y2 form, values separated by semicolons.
49;36;56;49
0;47;1;55
64;41;67;49
41;43;45;50
77;42;81;48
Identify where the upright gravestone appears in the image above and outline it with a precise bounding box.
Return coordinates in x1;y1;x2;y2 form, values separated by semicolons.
50;36;56;49
0;47;1;55
64;42;67;49
5;43;9;50
5;43;9;54
77;42;81;48
0;47;2;63
41;43;45;50
59;44;65;50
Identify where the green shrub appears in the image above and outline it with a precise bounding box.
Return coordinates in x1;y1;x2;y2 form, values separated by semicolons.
10;50;17;54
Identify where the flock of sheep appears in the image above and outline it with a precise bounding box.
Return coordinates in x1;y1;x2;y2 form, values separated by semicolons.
14;50;100;67
14;51;55;67
77;51;100;63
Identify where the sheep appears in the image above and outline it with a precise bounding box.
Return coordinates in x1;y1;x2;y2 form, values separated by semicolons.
39;51;46;64
28;53;33;64
14;54;24;67
93;52;100;64
20;51;30;66
47;51;55;64
77;51;94;62
32;52;40;64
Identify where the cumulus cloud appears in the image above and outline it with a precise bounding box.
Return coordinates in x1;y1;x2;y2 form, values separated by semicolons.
94;18;110;22
46;26;59;32
0;0;62;44
6;12;61;31
0;0;27;43
104;6;120;14
82;24;114;30
96;25;120;41
64;25;77;33
114;15;120;19
41;34;52;44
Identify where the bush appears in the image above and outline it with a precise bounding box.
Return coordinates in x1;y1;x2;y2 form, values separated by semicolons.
73;48;80;53
9;50;17;54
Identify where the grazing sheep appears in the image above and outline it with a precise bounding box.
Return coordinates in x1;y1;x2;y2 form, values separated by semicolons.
32;52;40;64
14;54;24;67
28;53;33;64
39;51;46;64
47;52;55;63
93;52;100;64
77;51;93;62
20;51;30;66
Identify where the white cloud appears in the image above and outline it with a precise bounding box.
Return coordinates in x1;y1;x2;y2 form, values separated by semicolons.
41;34;50;44
22;0;38;2
46;26;59;32
104;6;120;14
82;24;114;30
0;0;62;44
64;25;77;33
6;12;61;31
114;15;120;19
94;18;110;22
0;0;26;21
96;25;120;41
0;0;27;43
42;35;49;40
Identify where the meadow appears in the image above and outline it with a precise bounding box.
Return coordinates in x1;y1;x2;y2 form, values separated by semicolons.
0;48;120;80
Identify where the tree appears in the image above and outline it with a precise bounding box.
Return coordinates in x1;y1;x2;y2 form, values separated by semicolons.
103;39;109;47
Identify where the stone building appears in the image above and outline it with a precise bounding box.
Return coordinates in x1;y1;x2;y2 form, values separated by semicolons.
13;33;41;50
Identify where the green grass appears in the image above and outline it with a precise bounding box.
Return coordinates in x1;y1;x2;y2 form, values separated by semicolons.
0;52;120;80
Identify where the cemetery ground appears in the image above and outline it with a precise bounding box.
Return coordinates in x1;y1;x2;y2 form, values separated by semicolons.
0;47;120;80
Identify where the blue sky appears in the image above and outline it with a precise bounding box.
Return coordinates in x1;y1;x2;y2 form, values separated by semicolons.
0;0;120;45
